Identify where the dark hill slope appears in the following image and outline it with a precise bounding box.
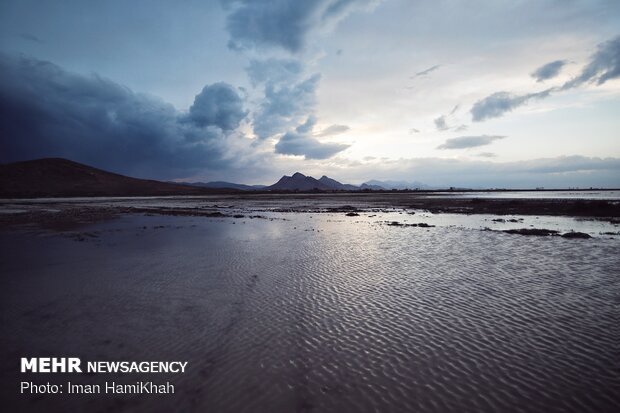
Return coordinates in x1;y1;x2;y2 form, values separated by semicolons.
0;158;234;198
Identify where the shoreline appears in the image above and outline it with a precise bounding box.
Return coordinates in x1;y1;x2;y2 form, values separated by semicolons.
1;193;619;231
0;194;618;241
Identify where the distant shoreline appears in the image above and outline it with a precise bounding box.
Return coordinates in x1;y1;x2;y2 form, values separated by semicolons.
2;187;620;200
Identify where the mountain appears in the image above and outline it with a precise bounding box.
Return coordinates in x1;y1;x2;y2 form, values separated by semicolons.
0;158;432;197
0;158;236;198
266;172;369;191
359;182;385;190
267;172;333;191
318;176;359;191
363;179;433;190
188;181;267;191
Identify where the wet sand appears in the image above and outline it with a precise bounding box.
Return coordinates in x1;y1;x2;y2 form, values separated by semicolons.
1;194;619;412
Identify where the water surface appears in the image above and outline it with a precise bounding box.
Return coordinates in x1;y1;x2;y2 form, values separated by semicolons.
1;213;618;412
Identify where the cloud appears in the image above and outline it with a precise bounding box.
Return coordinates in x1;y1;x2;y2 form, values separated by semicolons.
437;135;506;149
434;115;449;131
245;58;324;140
503;155;620;174
228;3;374;146
246;58;304;86
0;54;250;179
187;83;247;130
275;116;349;159
409;128;420;134
315;124;350;137
562;35;620;89
223;0;379;53
414;65;440;77
471;89;552;122
434;104;465;131
19;33;43;44
252;73;322;139
307;156;620;189
472;35;620;122
531;60;567;82
476;152;497;158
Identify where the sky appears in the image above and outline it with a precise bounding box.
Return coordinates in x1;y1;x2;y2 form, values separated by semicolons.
1;0;619;188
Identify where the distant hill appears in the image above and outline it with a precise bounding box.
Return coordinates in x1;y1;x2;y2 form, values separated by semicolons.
191;173;387;192
188;181;267;191
317;176;359;191
363;179;433;190
268;172;334;191
359;182;385;190
267;172;389;191
0;158;236;198
0;158;432;197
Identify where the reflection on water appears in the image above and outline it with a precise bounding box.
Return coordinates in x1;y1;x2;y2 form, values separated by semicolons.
430;190;620;200
1;214;619;412
335;210;619;236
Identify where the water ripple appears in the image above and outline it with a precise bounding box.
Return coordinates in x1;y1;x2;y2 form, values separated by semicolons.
1;214;618;412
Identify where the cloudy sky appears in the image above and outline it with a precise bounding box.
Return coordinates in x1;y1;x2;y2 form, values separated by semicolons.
1;0;619;187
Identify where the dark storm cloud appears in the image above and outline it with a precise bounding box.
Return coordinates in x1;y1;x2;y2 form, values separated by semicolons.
531;60;567;82
228;2;370;145
437;135;506;150
471;90;552;122
223;0;378;52
275;116;349;159
414;65;440;77
187;83;247;130
246;58;323;140
252;73;322;139
0;54;247;179
561;35;620;89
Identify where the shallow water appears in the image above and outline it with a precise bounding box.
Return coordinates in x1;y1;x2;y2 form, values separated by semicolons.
430;190;620;200
1;213;619;412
